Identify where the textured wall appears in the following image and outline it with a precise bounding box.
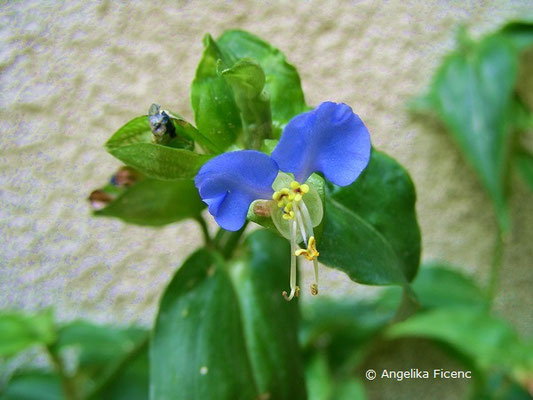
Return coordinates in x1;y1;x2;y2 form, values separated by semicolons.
1;0;532;340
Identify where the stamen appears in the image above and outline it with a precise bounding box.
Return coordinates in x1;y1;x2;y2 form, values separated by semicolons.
294;203;308;247
283;220;299;301
312;258;319;295
298;201;314;238
294;236;319;261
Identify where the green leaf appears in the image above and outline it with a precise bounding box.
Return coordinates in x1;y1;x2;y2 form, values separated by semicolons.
411;263;488;309
515;150;533;192
386;307;520;369
230;230;307;400
0;310;56;358
106;114;214;153
55;321;145;369
423;34;519;232
221;58;265;99
217;30;307;128
221;59;272;149
500;20;533;51
320;150;421;285
0;371;62;400
191;35;242;152
53;321;148;399
105;116;213;180
94;178;204;226
150;249;258;400
108;144;211;180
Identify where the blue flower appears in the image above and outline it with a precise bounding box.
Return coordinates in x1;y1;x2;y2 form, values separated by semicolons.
195;101;371;299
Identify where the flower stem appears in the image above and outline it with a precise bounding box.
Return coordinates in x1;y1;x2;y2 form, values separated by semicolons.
46;345;77;400
195;215;212;247
487;228;504;307
213;223;248;259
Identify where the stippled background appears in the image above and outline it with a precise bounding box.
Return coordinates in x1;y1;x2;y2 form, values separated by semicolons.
1;0;532;343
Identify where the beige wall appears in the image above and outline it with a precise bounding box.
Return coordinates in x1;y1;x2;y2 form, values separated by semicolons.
1;1;532;336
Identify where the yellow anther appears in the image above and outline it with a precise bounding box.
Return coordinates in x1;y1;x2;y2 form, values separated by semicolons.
294;193;302;202
290;181;300;190
282;210;295;220
284;202;293;212
288;192;295;201
294;236;319;261
300;184;309;194
272;191;281;201
310;283;318;296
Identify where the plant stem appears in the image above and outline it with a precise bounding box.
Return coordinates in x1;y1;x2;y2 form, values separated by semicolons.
213;223;248;259
487;228;504;307
392;285;420;323
195;215;212;247
86;333;149;400
47;346;77;400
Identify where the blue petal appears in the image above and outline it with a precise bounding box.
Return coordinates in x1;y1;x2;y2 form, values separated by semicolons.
271;102;371;186
195;150;278;231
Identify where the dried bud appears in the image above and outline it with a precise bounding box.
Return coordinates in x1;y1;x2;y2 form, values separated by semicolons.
88;190;114;211
111;166;139;188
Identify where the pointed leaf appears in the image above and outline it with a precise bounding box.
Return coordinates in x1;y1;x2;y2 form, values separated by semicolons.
217;30;307;128
230;230;307;400
94;178;205;226
108;144;211;180
105;116;213;180
191;35;242;152
423;34;519;232
0;310;56;358
221;59;265;99
150;249;258;400
320;150;421;285
221;59;272;149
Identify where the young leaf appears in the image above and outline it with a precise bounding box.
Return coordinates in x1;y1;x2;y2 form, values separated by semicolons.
0;310;56;358
221;58;266;99
94;178;205;226
150;249;259;400
217;30;307;128
421;33;519;232
321;150;421;285
229;230;307;400
191;35;242;152
221;59;272;149
105;116;213;180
